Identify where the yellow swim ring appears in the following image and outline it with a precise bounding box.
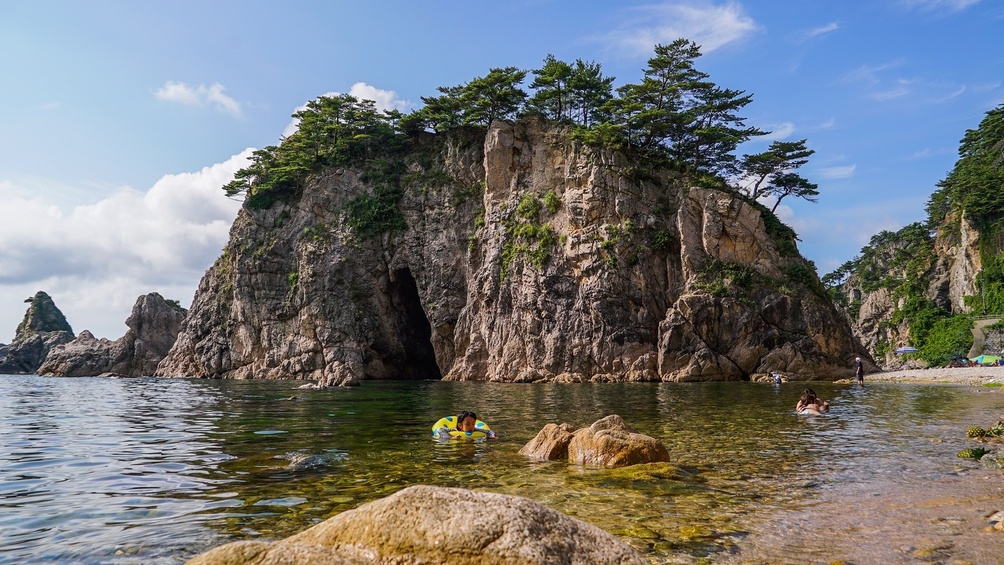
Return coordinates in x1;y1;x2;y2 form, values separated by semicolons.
432;415;491;439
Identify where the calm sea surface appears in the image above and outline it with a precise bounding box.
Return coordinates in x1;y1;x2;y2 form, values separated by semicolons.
1;375;1002;564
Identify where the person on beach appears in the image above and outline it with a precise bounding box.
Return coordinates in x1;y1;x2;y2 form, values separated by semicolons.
854;356;864;385
796;389;829;414
435;410;497;439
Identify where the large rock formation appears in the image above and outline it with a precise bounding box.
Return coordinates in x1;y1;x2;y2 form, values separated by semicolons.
158;119;867;383
0;291;74;374
186;485;648;565
836;213;985;367
37;293;186;377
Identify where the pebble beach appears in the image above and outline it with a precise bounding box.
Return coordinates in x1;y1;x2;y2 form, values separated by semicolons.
863;365;1004;386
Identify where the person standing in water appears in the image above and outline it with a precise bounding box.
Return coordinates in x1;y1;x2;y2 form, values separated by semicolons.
854;356;864;385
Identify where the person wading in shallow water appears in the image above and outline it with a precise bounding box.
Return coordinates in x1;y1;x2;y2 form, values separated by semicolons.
855;356;864;385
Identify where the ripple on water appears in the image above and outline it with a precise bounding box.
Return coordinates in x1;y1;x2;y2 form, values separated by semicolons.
1;377;1003;563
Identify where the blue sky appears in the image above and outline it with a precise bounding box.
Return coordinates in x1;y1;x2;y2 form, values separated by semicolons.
1;0;1002;340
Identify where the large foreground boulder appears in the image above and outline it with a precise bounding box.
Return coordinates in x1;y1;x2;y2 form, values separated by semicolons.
521;415;670;468
38;293;186;377
0;291;73;374
187;485;647;565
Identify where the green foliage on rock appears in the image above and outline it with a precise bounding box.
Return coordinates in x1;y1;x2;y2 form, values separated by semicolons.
500;193;559;281
225;94;403;209
916;314;973;367
695;260;755;298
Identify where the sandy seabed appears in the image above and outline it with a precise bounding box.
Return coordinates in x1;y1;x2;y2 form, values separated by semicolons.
718;367;1004;565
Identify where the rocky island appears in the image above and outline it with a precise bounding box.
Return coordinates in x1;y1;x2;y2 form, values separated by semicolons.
155;116;868;384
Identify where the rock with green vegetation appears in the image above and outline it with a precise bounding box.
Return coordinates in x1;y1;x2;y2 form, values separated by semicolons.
0;291;74;374
825;105;1004;368
37;293;186;377
185;485;649;565
158;118;867;384
957;447;989;459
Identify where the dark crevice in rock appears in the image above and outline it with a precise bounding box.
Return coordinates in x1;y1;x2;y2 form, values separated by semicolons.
387;267;441;379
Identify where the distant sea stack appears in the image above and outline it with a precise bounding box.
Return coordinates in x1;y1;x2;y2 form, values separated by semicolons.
38;293;187;377
0;291;74;374
157;119;869;384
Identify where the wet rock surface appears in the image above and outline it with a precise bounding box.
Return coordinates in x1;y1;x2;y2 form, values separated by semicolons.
186;485;648;565
521;415;670;468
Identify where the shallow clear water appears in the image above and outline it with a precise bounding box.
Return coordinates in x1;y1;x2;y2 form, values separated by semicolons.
0;375;1001;564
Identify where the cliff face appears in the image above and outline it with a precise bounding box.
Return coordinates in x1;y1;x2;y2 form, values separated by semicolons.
38;293;186;377
838;213;982;367
0;291;74;374
157;120;868;384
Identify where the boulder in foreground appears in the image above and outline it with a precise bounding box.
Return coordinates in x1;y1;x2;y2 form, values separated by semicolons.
186;485;647;565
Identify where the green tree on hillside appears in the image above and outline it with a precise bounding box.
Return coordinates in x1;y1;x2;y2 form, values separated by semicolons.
528;55;615;128
464;66;529;125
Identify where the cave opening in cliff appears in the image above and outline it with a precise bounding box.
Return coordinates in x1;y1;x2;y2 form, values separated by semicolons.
388;268;442;379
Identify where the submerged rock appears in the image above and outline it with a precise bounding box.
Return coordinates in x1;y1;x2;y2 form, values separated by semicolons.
521;415;670;468
518;422;576;461
186;485;647;565
568;415;671;468
0;291;73;374
37;293;186;377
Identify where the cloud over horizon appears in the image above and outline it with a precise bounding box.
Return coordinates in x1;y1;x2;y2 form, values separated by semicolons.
0;152;248;340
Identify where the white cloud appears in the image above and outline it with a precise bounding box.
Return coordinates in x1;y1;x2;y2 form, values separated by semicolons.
0;151;248;340
870;87;912;101
155;81;242;117
841;60;905;85
933;85;966;102
817;118;836;129
900;0;981;12
818;164;857;179
282;83;412;138
763;122;795;140
804;22;839;40
601;1;759;56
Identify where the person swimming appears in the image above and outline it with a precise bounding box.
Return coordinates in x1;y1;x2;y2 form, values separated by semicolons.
796;388;829;414
435;410;497;439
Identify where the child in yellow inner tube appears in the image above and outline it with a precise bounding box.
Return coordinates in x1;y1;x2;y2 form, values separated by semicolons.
436;410;497;439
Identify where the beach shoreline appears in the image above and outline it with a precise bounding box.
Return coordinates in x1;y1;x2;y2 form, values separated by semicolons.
856;365;1004;386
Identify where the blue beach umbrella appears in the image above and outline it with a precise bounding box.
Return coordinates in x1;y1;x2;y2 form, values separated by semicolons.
973;354;1002;365
895;346;919;354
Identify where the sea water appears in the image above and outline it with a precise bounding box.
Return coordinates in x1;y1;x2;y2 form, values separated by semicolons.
1;375;1001;564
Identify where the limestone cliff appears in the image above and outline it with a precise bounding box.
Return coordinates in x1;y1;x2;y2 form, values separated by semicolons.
157;120;867;383
835;215;982;367
38;293;186;377
0;291;74;374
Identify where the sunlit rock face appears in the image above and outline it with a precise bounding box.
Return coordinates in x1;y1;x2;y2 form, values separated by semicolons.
185;485;650;565
157;119;866;384
0;291;73;374
38;293;186;377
